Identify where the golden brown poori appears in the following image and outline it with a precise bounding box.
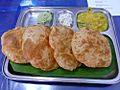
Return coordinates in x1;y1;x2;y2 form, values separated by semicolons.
49;26;80;71
71;29;111;68
1;27;28;63
1;25;112;71
49;26;73;50
22;25;58;71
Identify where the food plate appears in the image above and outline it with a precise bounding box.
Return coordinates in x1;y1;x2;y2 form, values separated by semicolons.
2;7;120;84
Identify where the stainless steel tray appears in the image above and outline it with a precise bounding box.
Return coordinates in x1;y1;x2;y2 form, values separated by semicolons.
2;7;120;84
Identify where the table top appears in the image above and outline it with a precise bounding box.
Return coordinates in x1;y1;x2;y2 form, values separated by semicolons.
0;0;120;90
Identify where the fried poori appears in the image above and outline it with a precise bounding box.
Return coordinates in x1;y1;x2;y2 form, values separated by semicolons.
1;27;28;63
71;29;111;67
49;26;80;71
22;25;58;71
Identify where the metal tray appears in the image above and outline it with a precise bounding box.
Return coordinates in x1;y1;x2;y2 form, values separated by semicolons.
2;7;120;84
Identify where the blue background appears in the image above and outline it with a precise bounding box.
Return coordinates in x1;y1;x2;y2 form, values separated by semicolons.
0;0;120;90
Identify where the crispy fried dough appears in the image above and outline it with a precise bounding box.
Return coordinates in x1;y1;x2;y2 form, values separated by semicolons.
1;27;28;63
49;26;73;50
30;40;58;71
54;49;79;71
22;25;58;71
22;25;50;60
49;26;80;71
71;29;111;67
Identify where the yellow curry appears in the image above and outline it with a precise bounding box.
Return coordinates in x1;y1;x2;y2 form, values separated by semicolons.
77;9;108;32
